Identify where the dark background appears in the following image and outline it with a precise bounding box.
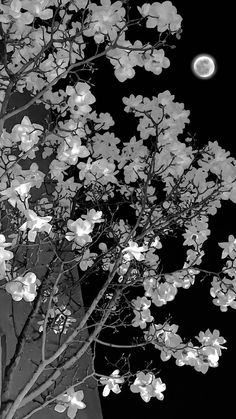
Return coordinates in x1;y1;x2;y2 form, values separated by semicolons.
83;1;235;417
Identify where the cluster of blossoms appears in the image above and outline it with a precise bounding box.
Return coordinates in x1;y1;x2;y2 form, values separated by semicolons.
209;235;236;311
130;372;166;402
98;369;166;402
0;0;182;89
175;329;227;373
143;324;227;373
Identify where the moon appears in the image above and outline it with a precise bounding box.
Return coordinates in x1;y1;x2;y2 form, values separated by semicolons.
191;55;216;79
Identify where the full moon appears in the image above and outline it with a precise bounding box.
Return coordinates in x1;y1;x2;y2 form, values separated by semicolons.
191;55;216;79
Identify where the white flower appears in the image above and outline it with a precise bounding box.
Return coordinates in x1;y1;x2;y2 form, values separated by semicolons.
55;388;86;419
122;240;148;262
100;369;124;397
0;179;32;211
11;116;42;152
65;218;94;247
19;209;52;242
82;209;104;225
5;272;40;302
67;218;93;237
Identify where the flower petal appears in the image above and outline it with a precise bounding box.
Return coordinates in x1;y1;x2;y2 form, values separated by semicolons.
73;390;84;401
67;406;77;419
54;404;67;413
112;384;121;394
102;385;110;397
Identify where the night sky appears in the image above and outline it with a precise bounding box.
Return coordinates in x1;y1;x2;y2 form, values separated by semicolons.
89;1;235;418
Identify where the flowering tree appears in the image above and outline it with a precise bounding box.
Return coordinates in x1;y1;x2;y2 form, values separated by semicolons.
0;1;235;418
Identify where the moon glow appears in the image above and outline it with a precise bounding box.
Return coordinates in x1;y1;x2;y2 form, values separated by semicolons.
191;55;217;79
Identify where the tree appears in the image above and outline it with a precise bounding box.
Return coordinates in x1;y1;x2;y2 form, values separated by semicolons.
0;1;235;418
